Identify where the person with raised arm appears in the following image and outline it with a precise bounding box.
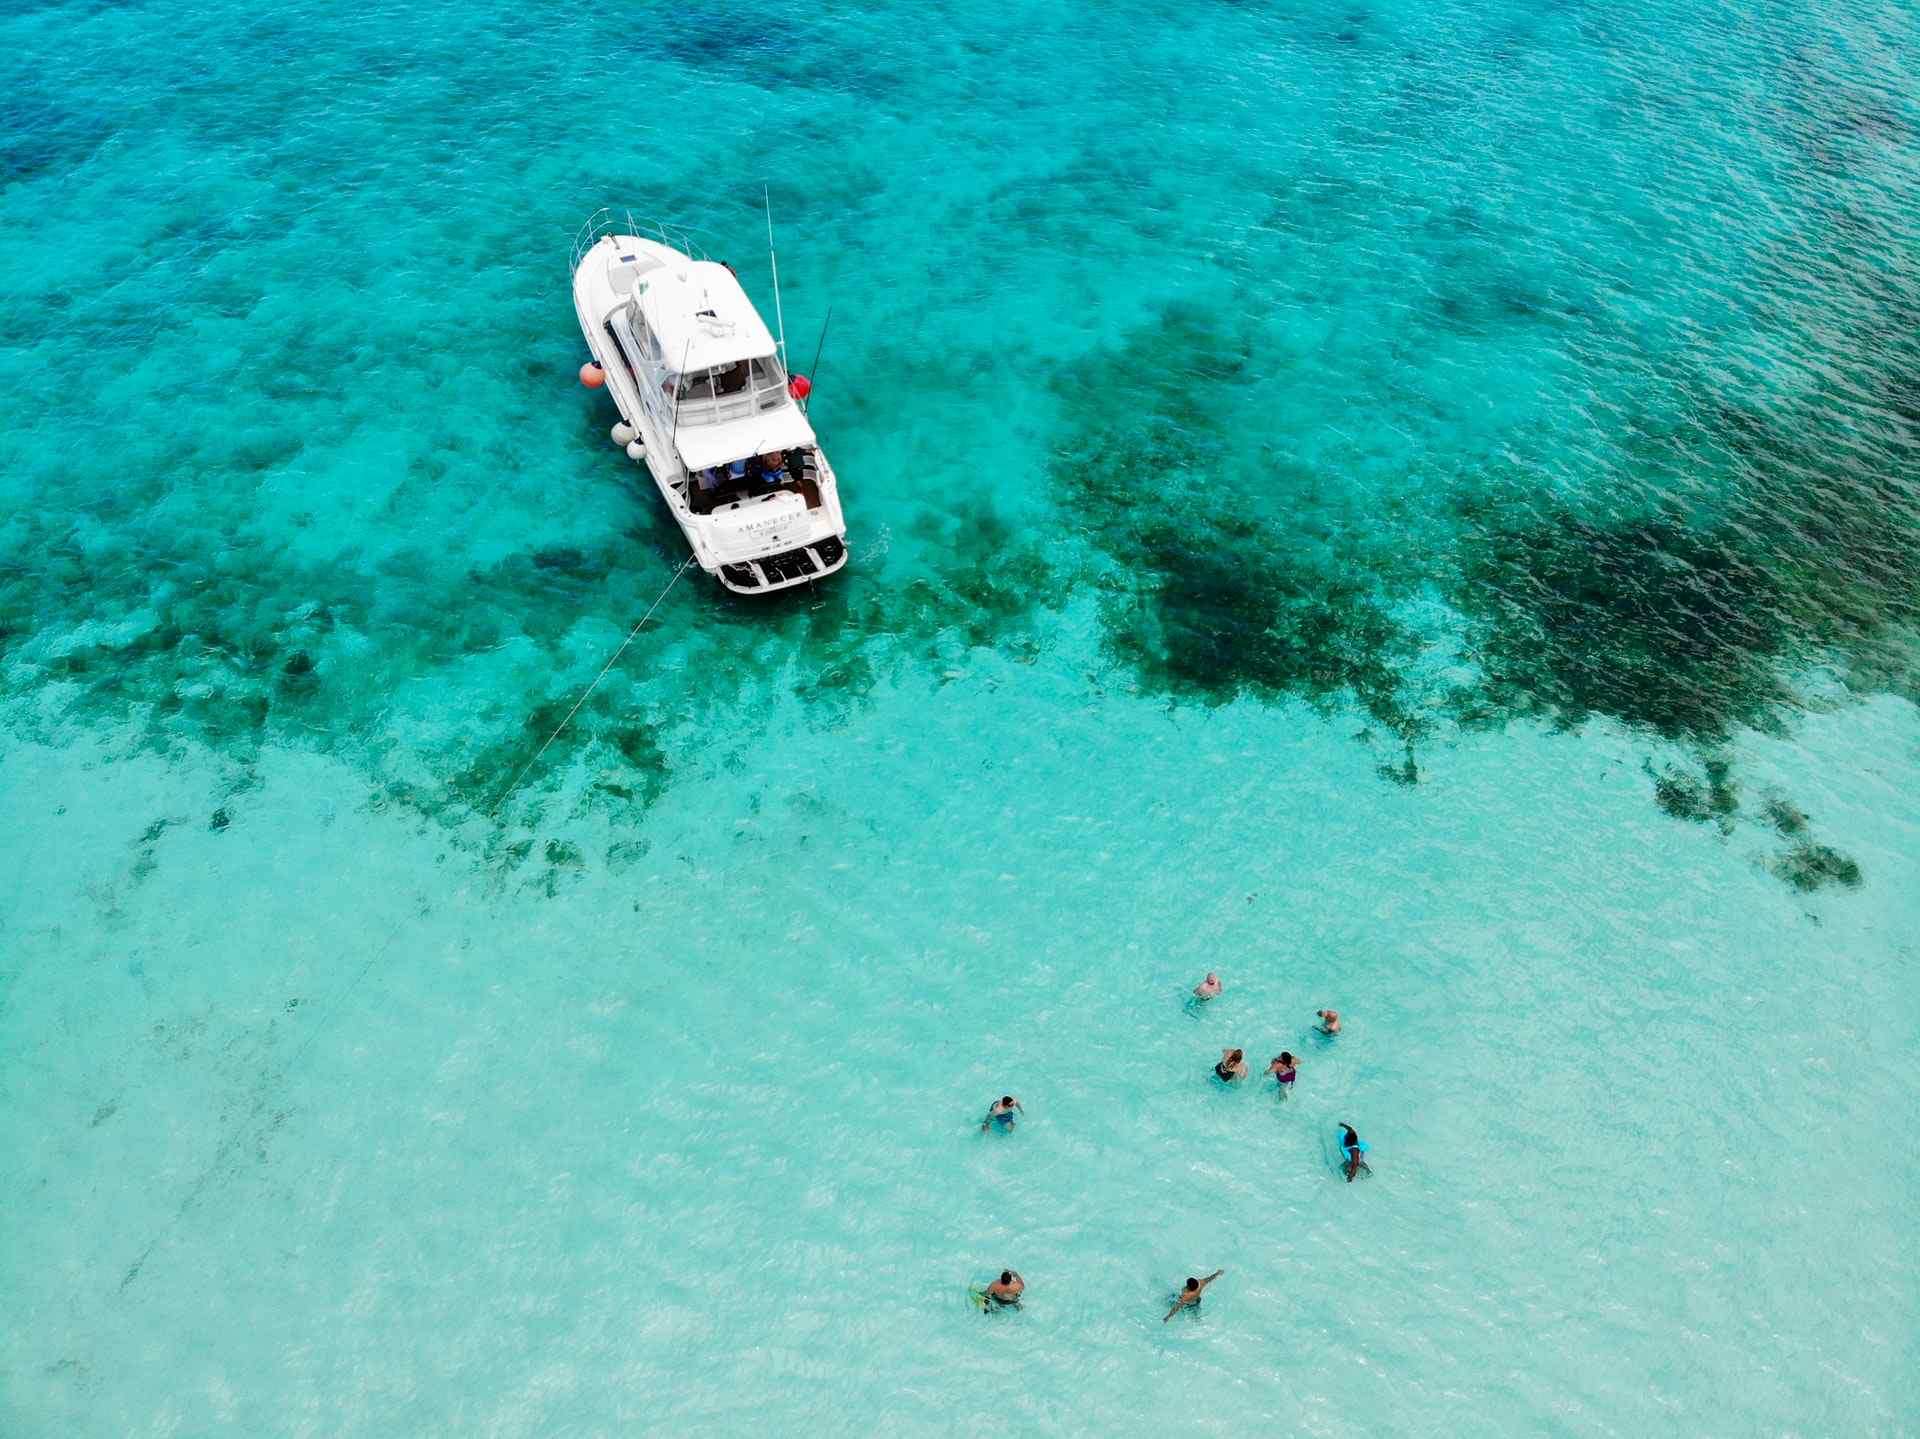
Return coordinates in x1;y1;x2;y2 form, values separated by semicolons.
1164;1270;1226;1321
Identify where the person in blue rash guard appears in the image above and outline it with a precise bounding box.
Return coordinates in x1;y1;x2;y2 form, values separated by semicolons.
1338;1122;1371;1182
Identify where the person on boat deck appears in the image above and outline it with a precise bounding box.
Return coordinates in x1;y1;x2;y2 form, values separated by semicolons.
1214;1048;1248;1082
984;1270;1025;1308
981;1095;1024;1132
726;458;750;486
755;449;788;485
1163;1270;1225;1321
696;466;724;491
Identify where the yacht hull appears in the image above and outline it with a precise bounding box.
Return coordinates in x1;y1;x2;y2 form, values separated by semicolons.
571;232;849;594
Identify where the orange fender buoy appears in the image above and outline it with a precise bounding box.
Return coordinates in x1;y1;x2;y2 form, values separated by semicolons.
579;362;606;388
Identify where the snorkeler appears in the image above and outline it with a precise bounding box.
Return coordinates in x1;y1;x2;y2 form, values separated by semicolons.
1213;1048;1248;1083
1337;1122;1371;1182
984;1270;1025;1309
1316;1008;1341;1035
1266;1051;1298;1094
1163;1269;1226;1321
1193;972;1222;1001
981;1095;1025;1132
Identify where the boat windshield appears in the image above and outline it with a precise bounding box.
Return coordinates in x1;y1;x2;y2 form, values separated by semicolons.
673;354;787;407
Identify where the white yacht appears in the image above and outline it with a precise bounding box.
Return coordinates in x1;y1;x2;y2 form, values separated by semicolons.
569;212;848;593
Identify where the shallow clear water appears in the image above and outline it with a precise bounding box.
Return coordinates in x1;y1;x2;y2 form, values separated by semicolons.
3;0;1918;1433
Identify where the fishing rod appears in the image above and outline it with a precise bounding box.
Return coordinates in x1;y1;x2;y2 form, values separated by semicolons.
801;305;832;415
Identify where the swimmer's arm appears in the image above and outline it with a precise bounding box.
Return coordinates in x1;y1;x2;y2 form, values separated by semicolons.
1197;1269;1225;1291
1162;1299;1183;1322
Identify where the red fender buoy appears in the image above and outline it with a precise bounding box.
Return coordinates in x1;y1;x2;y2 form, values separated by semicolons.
788;373;812;401
579;363;605;389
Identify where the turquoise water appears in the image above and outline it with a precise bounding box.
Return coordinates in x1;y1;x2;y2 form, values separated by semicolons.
3;0;1919;1431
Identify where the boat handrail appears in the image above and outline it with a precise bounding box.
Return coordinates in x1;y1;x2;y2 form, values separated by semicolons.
569;208;717;274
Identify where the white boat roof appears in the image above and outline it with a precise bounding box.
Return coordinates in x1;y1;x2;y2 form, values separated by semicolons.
675;404;818;471
636;260;779;373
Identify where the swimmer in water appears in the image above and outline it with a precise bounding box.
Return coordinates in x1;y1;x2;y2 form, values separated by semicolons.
1337;1122;1371;1182
983;1270;1025;1309
1193;972;1222;1001
1163;1269;1225;1321
1213;1048;1249;1082
1266;1051;1299;1095
1316;1008;1341;1035
981;1095;1025;1132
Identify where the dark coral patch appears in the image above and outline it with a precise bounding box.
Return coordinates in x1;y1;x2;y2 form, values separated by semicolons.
1764;797;1808;836
0;94;112;189
1649;758;1740;825
1458;512;1788;742
1771;841;1863;892
1044;306;1437;750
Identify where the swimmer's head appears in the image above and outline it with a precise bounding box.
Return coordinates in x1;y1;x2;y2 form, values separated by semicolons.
1205;972;1218;984
1000;1270;1013;1285
1184;1277;1200;1291
1001;1096;1013;1107
1280;1051;1294;1065
1228;1049;1243;1063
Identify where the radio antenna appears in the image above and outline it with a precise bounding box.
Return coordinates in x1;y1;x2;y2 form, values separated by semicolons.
764;185;788;363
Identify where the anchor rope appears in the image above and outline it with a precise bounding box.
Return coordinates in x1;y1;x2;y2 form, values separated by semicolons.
488;553;695;817
115;552;697;1294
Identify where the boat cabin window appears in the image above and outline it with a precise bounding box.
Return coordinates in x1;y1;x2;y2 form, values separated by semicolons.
667;354;789;412
746;355;786;391
628;307;665;365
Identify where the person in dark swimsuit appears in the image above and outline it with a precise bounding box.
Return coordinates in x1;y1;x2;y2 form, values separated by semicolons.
1163;1269;1225;1321
981;1095;1024;1132
1265;1051;1298;1095
1213;1048;1248;1083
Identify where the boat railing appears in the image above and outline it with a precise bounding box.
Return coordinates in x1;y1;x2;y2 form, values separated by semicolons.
570;208;715;274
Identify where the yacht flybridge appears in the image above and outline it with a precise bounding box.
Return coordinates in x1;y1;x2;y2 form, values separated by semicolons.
570;211;848;593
